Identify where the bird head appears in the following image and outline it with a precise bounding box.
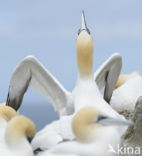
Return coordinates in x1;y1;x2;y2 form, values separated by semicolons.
76;11;94;77
72;107;133;143
5;115;36;146
0;105;18;121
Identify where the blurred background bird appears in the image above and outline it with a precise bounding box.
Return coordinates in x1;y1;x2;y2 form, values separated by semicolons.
0;105;35;156
41;107;132;156
110;72;142;119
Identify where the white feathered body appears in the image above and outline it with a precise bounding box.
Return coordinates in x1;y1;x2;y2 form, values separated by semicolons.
0;126;33;156
32;115;74;151
0;118;7;142
73;77;121;119
110;75;142;113
0;139;33;156
33;77;128;156
47;126;119;156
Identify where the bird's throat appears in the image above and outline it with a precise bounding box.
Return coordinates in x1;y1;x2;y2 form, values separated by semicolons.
76;37;93;77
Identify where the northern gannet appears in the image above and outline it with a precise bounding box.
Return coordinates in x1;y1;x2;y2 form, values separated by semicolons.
115;72;141;89
6;11;122;116
5;11;122;153
109;72;142;119
0;110;35;156
41;107;132;156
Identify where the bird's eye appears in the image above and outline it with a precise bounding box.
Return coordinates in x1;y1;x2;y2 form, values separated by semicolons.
77;29;81;35
97;115;107;121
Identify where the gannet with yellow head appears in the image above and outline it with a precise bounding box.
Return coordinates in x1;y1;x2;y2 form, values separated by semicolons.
45;106;133;156
6;11;121;116
115;72;141;89
0;105;35;156
109;71;142;119
72;11;121;116
72;107;133;142
76;11;93;77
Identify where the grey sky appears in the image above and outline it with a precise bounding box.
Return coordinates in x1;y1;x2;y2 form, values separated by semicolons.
0;0;142;105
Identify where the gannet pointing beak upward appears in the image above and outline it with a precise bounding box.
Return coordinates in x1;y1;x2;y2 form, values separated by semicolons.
76;11;93;77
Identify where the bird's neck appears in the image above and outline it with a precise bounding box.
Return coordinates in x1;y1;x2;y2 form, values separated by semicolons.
5;127;25;147
0;117;7;124
73;123;99;143
76;37;93;78
0;118;7;132
77;51;93;78
6;135;31;154
5;119;27;147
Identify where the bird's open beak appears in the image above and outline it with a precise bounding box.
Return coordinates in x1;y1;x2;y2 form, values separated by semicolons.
99;116;134;126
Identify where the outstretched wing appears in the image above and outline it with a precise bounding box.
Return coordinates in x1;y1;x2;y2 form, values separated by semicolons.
6;56;74;116
94;53;122;103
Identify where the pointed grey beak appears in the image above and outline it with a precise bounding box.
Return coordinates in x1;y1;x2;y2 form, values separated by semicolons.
98;116;134;127
78;10;90;35
81;10;87;30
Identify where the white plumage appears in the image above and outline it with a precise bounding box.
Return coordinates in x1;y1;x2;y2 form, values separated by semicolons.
39;107;132;156
32;115;74;152
0;106;35;156
110;73;142;115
